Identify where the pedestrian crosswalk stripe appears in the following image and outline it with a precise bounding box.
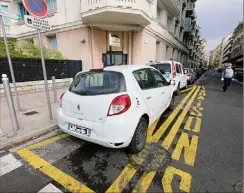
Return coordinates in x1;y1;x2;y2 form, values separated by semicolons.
38;183;63;193
0;153;23;177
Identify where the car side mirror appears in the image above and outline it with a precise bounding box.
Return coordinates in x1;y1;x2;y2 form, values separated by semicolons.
170;80;176;86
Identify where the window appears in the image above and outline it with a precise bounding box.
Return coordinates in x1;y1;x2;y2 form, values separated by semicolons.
174;25;178;35
150;69;168;87
18;3;29;21
49;36;57;49
133;69;157;90
176;64;182;74
156;6;162;20
150;63;172;74
46;0;57;12
69;71;126;96
167;16;172;30
0;5;11;24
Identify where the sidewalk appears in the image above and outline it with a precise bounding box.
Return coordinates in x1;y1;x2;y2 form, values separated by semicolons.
0;87;68;149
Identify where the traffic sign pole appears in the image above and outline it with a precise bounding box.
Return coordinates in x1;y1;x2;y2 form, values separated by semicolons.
37;29;53;120
0;15;21;111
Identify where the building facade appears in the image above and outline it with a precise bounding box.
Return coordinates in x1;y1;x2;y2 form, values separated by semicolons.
209;44;221;67
221;33;233;66
0;0;201;70
230;22;243;67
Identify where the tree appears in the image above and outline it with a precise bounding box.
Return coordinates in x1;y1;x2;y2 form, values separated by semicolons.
0;39;65;59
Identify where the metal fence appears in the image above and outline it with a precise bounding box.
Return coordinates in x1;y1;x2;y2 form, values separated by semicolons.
0;57;82;83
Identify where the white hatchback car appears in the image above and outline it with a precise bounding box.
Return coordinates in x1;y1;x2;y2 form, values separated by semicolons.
149;60;188;95
57;65;175;153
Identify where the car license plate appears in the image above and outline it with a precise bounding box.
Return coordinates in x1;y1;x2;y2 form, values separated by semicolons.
68;123;91;137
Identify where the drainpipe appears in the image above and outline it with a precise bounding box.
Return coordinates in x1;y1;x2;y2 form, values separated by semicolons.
129;31;132;64
64;0;68;22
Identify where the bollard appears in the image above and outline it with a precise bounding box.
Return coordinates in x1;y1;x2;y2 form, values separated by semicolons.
2;74;19;137
52;76;58;103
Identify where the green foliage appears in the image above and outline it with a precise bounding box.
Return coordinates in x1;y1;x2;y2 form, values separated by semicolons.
0;39;65;60
0;39;24;58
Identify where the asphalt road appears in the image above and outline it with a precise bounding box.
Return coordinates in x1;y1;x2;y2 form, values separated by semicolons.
0;70;243;193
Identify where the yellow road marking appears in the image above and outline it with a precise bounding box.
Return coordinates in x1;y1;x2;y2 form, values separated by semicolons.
132;172;155;193
184;116;202;133
105;164;136;193
17;148;94;193
107;87;197;193
146;118;160;143
151;86;197;143
180;87;194;93
162;166;192;193
162;86;200;149
171;133;199;166
26;134;68;150
131;86;200;192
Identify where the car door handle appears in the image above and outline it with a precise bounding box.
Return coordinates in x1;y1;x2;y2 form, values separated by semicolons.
146;96;152;100
162;92;165;94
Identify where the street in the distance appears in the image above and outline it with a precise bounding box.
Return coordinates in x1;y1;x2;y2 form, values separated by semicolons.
0;0;243;193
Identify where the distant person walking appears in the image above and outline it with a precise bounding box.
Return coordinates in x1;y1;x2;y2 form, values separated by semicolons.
221;63;234;92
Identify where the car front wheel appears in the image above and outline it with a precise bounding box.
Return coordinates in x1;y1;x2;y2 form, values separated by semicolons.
128;117;148;153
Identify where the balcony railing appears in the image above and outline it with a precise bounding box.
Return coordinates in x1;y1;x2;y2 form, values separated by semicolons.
81;0;151;25
159;0;180;17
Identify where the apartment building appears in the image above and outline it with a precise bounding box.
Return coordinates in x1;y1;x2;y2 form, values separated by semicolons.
199;38;208;66
230;22;243;67
221;33;233;66
209;44;221;67
0;0;201;70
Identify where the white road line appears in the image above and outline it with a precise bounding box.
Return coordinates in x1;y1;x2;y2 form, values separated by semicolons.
38;183;63;193
0;153;23;177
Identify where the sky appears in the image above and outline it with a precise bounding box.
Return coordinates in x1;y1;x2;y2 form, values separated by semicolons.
195;0;243;54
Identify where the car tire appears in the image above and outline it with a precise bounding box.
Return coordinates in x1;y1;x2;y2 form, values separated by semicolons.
168;96;175;110
128;117;148;153
184;81;188;89
175;84;180;96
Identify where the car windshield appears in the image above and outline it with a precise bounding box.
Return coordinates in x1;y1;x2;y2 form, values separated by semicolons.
69;71;126;96
150;63;171;74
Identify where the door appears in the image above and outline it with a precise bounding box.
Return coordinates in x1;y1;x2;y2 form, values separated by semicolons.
102;51;128;67
149;68;171;112
176;63;185;88
132;69;163;121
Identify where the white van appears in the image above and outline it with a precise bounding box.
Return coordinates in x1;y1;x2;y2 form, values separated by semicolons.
148;60;188;95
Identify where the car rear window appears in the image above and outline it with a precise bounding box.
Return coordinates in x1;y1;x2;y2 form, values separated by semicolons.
150;63;171;74
69;71;126;96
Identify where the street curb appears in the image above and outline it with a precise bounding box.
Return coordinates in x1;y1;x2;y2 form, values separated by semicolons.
0;124;59;150
233;79;243;85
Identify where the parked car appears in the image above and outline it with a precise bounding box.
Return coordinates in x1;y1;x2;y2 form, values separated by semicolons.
217;68;224;73
234;68;243;82
148;60;188;95
194;68;202;79
57;65;175;153
184;68;196;85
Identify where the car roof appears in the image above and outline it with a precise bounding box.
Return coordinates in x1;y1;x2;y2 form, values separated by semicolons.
104;65;155;73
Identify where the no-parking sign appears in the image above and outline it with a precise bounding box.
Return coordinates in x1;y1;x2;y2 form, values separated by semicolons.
22;0;48;17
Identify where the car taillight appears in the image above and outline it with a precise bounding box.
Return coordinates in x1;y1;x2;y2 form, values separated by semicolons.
59;92;65;108
172;61;176;78
107;94;131;116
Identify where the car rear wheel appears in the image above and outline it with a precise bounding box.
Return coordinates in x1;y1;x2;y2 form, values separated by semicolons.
168;96;175;110
175;84;180;96
128;117;148;153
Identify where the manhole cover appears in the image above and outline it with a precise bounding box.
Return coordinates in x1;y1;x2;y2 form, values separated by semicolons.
128;143;171;172
24;111;38;116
